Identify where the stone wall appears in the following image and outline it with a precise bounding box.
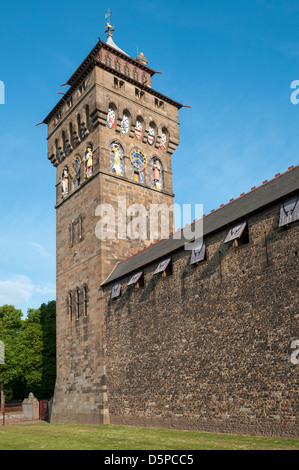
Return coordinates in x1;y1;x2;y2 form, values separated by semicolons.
102;201;299;438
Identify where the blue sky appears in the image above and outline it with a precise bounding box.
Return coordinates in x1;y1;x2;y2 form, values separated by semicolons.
0;0;299;315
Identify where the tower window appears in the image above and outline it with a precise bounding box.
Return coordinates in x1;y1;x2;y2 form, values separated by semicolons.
124;64;130;77
114;78;125;90
155;98;164;109
133;69;139;81
115;59;121;72
68;292;72;321
83;285;88;317
135;88;145;100
105;54;112;67
142;73;148;85
76;288;80;320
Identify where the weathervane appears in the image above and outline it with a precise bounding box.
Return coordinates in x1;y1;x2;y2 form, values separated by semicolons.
105;9;114;37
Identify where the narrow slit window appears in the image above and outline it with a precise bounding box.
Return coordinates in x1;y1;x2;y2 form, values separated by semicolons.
190;242;206;265
279;196;299;227
76;289;80;320
224;222;248;246
68;293;72;321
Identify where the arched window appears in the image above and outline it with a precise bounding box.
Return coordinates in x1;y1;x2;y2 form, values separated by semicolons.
115;59;121;72
86;105;94;133
133;69;139;81
63;131;71;156
124;64;130;77
142;73;148;85
70;122;79;149
151;158;163;190
110;141;124;176
55;139;62;163
105;54;112;67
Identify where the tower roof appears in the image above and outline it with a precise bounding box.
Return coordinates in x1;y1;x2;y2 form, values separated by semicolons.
104;15;129;56
43;16;184;124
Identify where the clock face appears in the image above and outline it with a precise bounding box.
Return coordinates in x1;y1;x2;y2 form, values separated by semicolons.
130;149;147;172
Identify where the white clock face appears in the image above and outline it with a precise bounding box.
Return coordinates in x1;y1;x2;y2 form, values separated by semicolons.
121;115;129;134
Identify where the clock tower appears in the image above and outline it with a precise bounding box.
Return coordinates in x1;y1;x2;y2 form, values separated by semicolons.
44;17;182;425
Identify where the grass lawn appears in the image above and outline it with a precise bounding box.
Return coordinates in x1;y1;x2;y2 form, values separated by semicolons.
0;423;298;450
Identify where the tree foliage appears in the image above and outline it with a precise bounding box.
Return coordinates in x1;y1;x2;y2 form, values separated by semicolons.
0;301;56;400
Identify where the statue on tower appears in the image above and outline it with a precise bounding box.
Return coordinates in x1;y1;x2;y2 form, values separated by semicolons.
111;142;124;176
152;159;163;190
85;146;93;178
61;167;69;197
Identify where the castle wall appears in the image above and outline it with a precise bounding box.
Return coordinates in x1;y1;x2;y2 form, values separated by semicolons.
102;201;299;438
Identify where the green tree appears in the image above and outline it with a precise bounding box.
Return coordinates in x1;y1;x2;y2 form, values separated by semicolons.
0;302;56;400
0;305;24;400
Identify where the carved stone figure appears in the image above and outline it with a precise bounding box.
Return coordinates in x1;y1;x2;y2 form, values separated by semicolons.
62;168;69;196
111;143;123;176
85;147;93;178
